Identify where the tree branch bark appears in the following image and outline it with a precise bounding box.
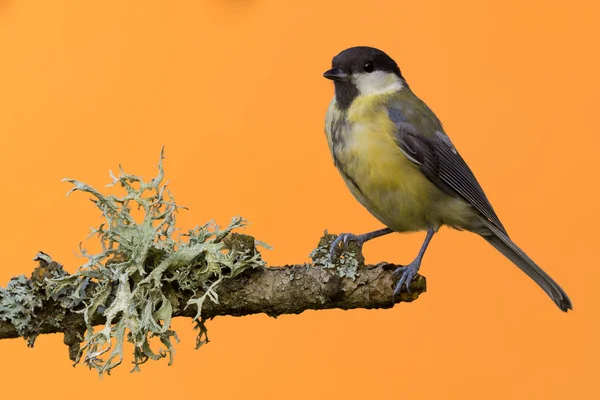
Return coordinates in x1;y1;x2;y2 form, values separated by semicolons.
0;259;426;341
0;232;426;367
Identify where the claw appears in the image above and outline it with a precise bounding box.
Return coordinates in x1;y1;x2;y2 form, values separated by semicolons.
391;227;435;303
329;228;394;261
329;233;363;260
392;261;420;301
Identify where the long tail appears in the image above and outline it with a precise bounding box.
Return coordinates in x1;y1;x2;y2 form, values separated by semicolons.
478;218;572;312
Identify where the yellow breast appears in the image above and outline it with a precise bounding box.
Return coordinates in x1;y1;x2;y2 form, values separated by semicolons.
327;95;440;232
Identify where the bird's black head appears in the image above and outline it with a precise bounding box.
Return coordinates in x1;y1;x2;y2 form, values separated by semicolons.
324;46;406;110
325;46;402;79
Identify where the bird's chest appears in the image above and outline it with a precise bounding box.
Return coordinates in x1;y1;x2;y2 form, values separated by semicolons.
338;121;420;194
328;102;434;230
331;105;415;191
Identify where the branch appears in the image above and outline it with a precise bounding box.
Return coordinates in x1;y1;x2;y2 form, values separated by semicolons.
0;250;425;343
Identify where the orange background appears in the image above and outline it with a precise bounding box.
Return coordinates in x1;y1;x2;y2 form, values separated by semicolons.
1;1;599;399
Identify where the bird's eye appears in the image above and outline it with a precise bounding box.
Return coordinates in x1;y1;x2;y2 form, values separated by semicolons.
363;61;374;73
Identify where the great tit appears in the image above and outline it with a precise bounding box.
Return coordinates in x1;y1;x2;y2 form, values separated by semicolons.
323;46;572;312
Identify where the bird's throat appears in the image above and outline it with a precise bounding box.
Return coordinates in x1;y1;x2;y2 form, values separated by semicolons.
334;82;359;111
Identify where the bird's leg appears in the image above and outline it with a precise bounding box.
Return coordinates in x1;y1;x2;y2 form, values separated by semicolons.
392;227;436;299
329;227;393;259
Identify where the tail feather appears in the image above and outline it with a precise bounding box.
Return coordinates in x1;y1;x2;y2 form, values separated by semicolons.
478;218;572;312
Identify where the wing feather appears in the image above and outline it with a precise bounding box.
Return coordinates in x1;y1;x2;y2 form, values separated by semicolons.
388;106;508;235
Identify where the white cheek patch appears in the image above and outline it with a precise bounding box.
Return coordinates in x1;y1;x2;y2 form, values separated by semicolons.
353;71;404;96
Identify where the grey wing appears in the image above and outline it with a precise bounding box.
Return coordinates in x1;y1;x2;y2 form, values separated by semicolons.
388;107;508;235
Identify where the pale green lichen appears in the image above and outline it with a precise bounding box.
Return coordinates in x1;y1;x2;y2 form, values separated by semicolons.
309;230;363;280
0;275;42;345
0;253;69;346
43;148;266;376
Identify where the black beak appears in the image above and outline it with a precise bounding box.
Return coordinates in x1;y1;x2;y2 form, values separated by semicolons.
323;67;349;82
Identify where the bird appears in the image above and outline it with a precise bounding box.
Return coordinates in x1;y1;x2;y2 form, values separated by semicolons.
322;46;572;312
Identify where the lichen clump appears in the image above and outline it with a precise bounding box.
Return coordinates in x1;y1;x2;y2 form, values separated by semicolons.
0;275;43;346
309;231;364;280
0;254;68;346
40;149;265;376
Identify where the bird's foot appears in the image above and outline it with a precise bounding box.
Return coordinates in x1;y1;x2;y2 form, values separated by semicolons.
329;232;365;260
392;260;421;301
